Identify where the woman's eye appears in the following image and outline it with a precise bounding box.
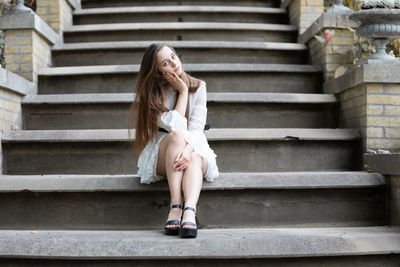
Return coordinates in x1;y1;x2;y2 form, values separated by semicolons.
163;62;169;66
172;55;176;59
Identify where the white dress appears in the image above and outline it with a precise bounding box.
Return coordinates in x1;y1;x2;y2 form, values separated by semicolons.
137;81;219;184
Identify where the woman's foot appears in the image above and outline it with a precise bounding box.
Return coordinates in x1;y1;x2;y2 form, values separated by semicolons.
180;207;197;238
164;204;183;235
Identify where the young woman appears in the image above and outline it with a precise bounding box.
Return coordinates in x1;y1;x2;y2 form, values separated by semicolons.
128;43;219;238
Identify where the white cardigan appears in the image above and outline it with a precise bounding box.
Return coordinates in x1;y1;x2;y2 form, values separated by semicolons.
137;81;219;184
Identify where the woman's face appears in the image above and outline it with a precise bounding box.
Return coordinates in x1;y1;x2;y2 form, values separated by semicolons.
156;46;183;76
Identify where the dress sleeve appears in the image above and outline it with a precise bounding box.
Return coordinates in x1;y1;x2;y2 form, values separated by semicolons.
159;109;188;132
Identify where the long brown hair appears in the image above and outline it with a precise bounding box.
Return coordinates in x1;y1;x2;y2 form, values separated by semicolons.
128;43;201;154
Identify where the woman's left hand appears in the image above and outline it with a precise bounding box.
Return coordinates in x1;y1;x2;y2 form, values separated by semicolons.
173;145;193;171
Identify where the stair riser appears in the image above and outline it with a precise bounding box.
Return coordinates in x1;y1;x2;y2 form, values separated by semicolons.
73;13;288;25
2;140;361;175
52;49;307;67
22;103;338;130
64;30;296;43
38;73;322;94
0;188;387;230
3;255;400;266
81;0;281;8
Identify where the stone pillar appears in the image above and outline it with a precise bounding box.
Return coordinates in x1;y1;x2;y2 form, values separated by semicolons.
36;0;80;36
281;0;325;35
0;12;58;83
0;66;36;131
324;64;400;152
364;154;400;225
299;13;358;81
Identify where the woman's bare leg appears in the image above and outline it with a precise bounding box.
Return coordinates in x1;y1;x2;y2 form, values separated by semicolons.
157;131;186;227
181;153;208;229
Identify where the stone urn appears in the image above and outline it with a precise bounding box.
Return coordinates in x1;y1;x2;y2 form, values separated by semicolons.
350;8;400;63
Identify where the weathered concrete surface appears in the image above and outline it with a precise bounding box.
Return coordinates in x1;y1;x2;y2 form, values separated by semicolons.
1;128;360;142
63;22;297;43
36;64;322;95
0;185;387;229
0;227;399;258
0;172;387;229
2;139;362;174
1;255;400;266
22;96;338;129
53;45;306;66
73;6;288;25
81;0;282;8
0;172;386;192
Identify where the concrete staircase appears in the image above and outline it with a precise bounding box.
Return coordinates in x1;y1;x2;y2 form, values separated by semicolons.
1;0;399;265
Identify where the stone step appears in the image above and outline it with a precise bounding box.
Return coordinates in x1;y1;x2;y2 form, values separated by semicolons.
81;0;282;9
1;128;362;175
0;227;399;265
63;22;298;43
0;172;387;229
52;41;308;66
73;6;289;25
21;93;338;130
38;64;323;94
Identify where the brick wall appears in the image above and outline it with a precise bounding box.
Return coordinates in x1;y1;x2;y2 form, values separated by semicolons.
0;88;22;130
308;28;355;80
4;29;52;83
339;83;400;151
288;0;324;34
36;0;73;34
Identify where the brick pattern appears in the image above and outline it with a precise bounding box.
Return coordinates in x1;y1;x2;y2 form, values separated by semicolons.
308;28;355;80
4;29;52;83
391;175;400;225
289;0;324;34
36;0;73;34
0;88;22;130
340;84;400;151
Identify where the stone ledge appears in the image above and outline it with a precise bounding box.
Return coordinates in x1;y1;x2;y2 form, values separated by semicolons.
38;64;322;76
298;13;358;44
74;6;287;14
22;92;337;104
65;22;297;32
53;40;307;51
0;171;385;192
323;64;400;94
364;153;400;175
0;227;398;259
0;12;59;45
1;128;361;142
67;0;80;10
0;67;36;96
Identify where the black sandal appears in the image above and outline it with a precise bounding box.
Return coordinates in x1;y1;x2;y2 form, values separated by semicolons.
180;207;197;238
164;204;183;236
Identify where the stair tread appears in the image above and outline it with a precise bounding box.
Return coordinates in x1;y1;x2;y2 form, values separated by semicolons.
74;6;288;15
1;128;360;142
22;92;337;104
53;40;307;51
0;172;386;192
65;22;297;32
38;63;322;76
0;227;399;258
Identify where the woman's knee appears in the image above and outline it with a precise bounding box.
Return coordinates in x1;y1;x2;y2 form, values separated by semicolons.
165;130;185;147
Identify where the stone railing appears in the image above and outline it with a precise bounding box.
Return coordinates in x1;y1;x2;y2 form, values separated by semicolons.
281;0;325;35
0;66;35;130
364;153;400;225
0;0;80;82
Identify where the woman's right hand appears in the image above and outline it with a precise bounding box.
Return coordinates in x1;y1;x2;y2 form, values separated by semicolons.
164;72;188;94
